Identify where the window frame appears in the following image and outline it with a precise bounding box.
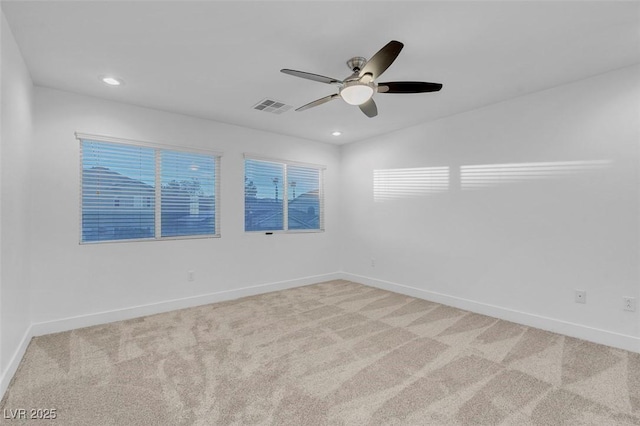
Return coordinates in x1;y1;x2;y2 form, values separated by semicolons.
77;132;222;244
244;154;325;234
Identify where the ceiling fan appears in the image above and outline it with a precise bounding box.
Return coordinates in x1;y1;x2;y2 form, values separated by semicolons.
281;40;443;118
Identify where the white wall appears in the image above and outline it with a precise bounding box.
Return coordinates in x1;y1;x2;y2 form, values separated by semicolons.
0;12;33;380
340;65;640;349
30;87;341;326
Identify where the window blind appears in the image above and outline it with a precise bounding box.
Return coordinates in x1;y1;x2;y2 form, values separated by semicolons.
161;150;218;237
80;137;220;243
244;159;284;231
244;157;324;232
286;165;322;230
81;140;156;242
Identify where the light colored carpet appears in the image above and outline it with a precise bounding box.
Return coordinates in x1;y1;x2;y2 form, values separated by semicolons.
2;280;640;425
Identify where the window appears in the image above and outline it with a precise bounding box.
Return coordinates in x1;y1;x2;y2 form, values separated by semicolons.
244;157;324;232
161;150;217;238
80;135;220;243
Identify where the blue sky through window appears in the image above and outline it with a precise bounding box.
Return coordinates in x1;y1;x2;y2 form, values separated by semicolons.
82;141;155;187
161;150;215;197
246;160;317;200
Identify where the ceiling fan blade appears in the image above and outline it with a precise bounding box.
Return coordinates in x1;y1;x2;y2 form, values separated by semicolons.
359;40;404;80
359;98;378;118
281;69;342;85
377;81;443;93
296;93;340;112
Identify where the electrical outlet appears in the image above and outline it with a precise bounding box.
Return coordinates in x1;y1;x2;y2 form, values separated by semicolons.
187;270;195;282
575;290;586;304
371;258;376;267
624;297;636;312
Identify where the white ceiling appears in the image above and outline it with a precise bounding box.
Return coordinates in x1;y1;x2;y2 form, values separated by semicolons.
2;1;639;145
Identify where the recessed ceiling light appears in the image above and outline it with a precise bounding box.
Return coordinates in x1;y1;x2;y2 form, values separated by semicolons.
101;76;122;86
332;131;342;136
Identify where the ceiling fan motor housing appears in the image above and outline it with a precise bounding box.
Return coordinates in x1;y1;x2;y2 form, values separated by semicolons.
346;56;367;73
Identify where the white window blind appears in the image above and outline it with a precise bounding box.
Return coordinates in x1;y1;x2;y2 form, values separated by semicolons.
245;159;284;231
244;157;324;232
80;137;220;243
287;165;323;230
161;150;218;238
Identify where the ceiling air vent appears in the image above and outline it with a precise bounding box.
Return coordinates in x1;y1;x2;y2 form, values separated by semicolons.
253;98;292;115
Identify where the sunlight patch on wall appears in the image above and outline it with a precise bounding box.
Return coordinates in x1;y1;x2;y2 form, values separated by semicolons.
374;166;449;202
461;160;612;191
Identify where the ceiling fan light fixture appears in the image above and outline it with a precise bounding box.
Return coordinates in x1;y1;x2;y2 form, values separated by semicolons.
340;81;374;106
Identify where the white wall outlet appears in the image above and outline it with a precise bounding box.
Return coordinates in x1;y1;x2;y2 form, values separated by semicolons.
575;290;586;304
624;297;636;312
371;258;376;267
187;270;195;282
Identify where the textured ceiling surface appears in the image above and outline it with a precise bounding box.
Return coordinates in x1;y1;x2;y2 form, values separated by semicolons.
3;1;639;144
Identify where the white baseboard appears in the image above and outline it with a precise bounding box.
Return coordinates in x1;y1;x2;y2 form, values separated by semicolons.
4;270;638;401
340;272;640;354
30;272;343;337
0;324;33;400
